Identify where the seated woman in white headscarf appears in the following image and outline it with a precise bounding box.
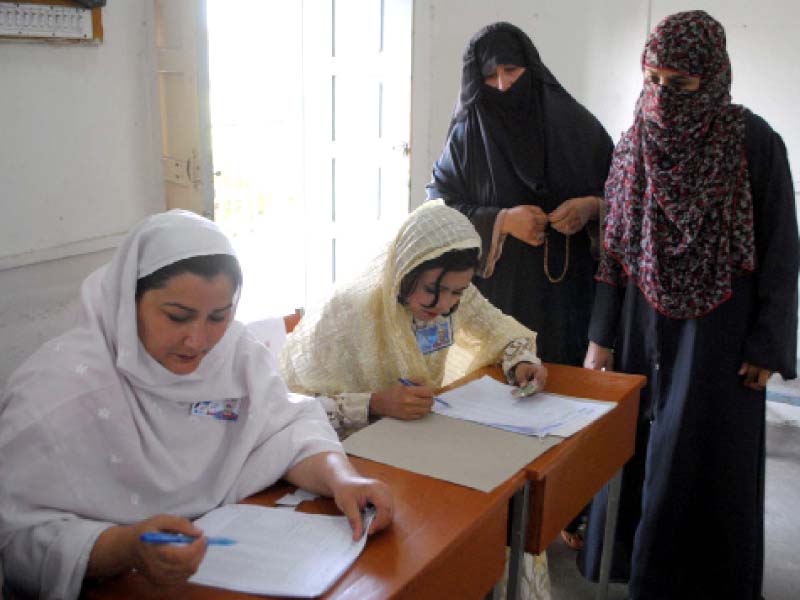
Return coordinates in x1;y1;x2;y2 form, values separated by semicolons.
280;201;548;437
0;210;392;599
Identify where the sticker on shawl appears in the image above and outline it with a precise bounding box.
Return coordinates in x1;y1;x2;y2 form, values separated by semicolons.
414;317;453;355
190;399;241;421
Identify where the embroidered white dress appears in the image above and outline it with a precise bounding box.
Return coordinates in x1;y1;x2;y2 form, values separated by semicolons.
0;211;342;599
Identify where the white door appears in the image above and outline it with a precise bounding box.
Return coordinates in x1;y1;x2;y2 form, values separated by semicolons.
199;0;411;320
302;0;412;303
155;0;214;217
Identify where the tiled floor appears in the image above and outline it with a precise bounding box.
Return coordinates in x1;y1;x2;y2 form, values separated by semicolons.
548;416;800;599
767;367;800;408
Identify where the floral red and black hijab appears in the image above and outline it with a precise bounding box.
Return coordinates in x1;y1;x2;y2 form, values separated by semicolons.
597;10;755;319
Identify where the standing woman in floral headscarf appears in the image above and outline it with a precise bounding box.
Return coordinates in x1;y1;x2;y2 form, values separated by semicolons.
582;11;798;599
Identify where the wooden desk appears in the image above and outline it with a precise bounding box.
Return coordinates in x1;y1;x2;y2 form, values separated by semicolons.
85;364;641;600
442;363;644;600
83;457;524;600
523;364;643;553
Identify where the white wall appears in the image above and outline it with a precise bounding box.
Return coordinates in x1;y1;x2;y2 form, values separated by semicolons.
0;249;114;384
0;1;163;384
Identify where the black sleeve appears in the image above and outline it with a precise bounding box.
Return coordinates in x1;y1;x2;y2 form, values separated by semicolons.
426;123;500;266
742;111;799;379
588;281;625;348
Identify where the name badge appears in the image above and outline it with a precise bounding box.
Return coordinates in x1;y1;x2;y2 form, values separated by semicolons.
414;316;453;355
190;399;241;421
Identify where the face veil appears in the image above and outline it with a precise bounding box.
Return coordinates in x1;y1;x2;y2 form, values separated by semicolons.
598;10;756;319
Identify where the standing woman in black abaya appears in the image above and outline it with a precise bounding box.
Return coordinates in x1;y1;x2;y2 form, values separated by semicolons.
426;21;613;548
427;21;612;375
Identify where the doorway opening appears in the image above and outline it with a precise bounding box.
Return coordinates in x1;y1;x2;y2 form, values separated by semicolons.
206;0;411;323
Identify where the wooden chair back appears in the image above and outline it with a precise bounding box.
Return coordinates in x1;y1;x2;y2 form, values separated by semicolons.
283;308;304;334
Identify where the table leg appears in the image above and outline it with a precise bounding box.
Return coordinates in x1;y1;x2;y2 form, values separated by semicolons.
595;469;622;600
507;481;530;600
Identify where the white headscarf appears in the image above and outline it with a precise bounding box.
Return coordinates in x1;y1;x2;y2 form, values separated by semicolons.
0;210;342;599
280;201;537;395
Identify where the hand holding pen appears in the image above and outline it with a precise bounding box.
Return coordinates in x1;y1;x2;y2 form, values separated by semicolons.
398;378;451;408
368;377;439;420
126;514;209;585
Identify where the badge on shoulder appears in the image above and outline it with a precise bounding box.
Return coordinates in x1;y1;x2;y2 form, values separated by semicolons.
414;316;454;355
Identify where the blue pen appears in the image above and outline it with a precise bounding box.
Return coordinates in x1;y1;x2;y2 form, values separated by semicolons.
139;532;237;546
397;377;452;408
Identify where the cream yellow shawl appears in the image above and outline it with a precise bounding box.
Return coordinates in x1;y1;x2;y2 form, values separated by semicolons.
280;202;538;395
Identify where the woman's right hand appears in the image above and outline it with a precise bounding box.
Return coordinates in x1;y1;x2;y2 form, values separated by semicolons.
130;515;208;585
584;341;614;371
501;205;548;247
88;514;207;584
370;379;434;420
548;196;600;235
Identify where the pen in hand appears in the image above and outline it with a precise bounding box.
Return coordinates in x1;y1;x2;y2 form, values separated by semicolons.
397;377;452;408
139;532;237;546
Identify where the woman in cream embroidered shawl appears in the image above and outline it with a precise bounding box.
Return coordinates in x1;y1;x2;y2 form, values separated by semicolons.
280;201;551;599
280;201;548;437
0;210;391;599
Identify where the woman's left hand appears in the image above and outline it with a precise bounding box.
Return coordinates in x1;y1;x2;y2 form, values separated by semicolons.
738;362;772;391
285;452;394;541
548;196;601;235
513;362;548;390
331;476;394;541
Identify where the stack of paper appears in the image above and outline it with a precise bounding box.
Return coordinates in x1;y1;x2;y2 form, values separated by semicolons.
189;503;373;597
435;375;614;437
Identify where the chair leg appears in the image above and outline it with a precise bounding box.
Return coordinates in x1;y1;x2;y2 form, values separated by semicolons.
595;469;623;600
507;482;531;600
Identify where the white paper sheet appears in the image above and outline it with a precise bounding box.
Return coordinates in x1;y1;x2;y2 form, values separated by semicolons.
435;375;615;437
189;504;373;597
275;488;319;507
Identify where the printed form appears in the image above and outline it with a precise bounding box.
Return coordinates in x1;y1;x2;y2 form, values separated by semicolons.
189;503;374;597
435;375;615;437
